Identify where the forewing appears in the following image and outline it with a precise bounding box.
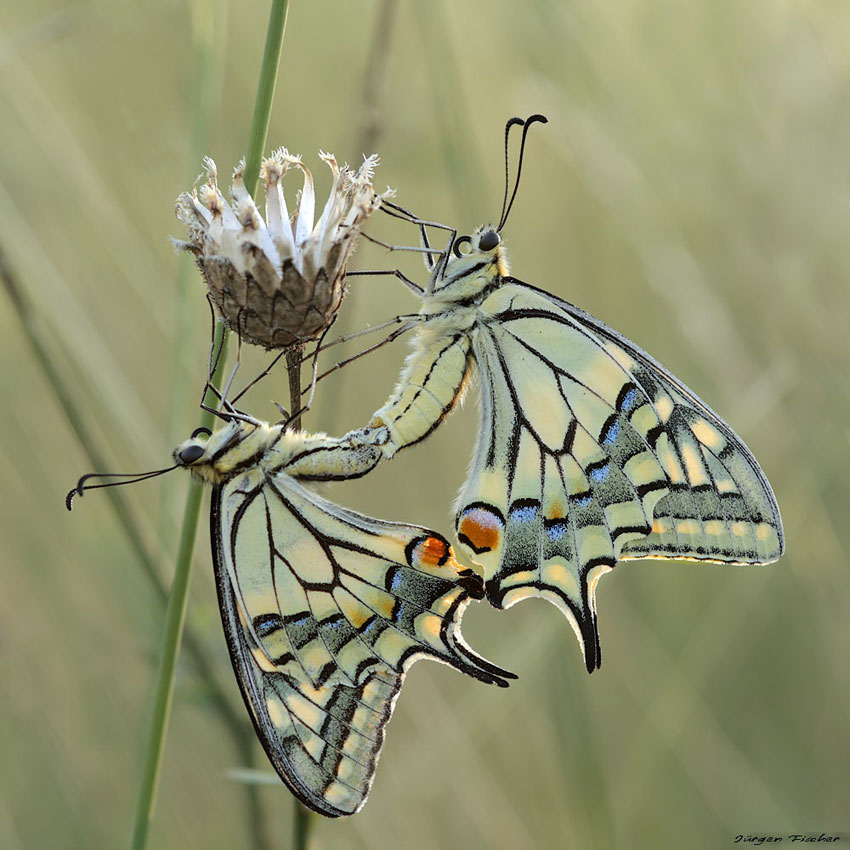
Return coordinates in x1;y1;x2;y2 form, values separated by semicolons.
212;466;512;816
455;281;782;671
549;289;784;564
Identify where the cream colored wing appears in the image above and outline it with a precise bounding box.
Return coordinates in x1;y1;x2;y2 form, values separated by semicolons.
212;466;513;817
454;280;783;671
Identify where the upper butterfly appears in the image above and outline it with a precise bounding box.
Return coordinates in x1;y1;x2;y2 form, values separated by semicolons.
347;115;784;673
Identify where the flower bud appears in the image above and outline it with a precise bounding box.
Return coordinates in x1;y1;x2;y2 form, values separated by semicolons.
175;150;387;349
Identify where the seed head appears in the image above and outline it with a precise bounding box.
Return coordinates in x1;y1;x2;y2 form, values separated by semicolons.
175;150;388;349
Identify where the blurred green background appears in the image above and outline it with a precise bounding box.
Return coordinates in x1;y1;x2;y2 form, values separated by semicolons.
2;1;848;848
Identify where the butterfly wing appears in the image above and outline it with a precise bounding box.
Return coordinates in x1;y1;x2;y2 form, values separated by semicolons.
549;287;784;564
453;280;783;670
211;461;512;817
216;566;404;817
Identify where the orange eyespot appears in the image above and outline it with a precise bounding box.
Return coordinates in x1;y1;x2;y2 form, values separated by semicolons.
408;535;450;568
457;505;505;555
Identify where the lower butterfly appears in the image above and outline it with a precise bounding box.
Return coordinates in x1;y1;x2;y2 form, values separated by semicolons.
345;115;784;672
70;420;513;817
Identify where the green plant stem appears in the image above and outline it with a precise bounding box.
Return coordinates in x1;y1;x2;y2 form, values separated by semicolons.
162;1;270;839
285;343;303;431
129;4;290;848
294;803;316;850
243;0;290;197
130;327;228;850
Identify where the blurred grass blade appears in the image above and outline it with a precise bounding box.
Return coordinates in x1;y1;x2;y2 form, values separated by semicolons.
412;0;486;225
321;0;399;435
242;0;290;198
0;243;247;743
0;182;161;459
225;769;282;787
163;0;231;538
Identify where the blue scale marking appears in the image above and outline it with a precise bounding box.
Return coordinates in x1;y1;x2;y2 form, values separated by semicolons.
621;387;638;413
390;571;405;594
393;600;411;623
546;522;570;541
510;505;538;523
602;419;621;445
288;614;312;628
361;618;382;638
573;495;592;507
255;618;282;637
590;463;610;483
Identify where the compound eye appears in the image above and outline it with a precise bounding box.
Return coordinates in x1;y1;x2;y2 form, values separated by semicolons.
478;230;500;251
453;236;473;258
178;444;206;465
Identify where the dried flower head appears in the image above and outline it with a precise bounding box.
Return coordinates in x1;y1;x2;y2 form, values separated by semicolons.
175;150;387;349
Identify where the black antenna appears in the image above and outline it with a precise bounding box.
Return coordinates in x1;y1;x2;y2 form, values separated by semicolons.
497;117;526;233
497;114;548;232
66;465;179;511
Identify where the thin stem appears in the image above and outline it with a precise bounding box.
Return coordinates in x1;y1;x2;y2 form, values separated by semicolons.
130;327;228;850
285;343;304;431
243;0;290;197
294;803;316;850
131;3;290;847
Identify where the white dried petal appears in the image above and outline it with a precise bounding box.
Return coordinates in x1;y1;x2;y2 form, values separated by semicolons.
175;148;389;350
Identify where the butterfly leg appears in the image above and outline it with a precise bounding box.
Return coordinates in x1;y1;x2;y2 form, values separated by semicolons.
379;200;456;272
346;268;424;295
298;312;423;360
361;231;446;259
218;310;245;410
308;321;419;390
230;349;287;405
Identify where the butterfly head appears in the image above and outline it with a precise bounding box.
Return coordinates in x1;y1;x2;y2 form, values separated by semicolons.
174;420;277;483
430;225;509;302
422;115;547;304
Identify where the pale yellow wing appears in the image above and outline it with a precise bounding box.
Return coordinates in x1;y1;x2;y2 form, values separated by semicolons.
212;460;513;816
453;280;783;670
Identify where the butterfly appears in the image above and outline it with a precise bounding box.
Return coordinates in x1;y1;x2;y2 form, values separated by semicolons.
346;115;785;672
171;420;514;816
70;419;513;818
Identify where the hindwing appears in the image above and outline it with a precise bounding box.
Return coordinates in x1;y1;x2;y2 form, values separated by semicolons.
453;280;783;670
212;462;512;816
